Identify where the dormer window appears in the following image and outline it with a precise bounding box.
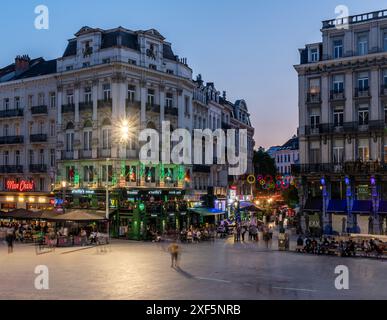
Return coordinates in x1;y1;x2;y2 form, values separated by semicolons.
166;69;174;75
310;48;318;62
83;41;93;58
149;64;157;70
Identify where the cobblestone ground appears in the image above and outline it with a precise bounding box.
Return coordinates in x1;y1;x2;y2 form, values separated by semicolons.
0;236;386;300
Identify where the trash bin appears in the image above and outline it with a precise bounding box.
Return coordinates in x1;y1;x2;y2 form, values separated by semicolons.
278;233;289;251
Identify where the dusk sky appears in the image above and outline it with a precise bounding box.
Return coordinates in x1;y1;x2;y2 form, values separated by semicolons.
1;0;387;149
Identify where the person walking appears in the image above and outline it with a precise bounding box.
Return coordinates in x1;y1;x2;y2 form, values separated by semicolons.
241;225;247;242
168;241;181;268
6;226;15;254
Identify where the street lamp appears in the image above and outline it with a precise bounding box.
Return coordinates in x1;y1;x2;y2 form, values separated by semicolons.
106;158;110;243
61;180;67;213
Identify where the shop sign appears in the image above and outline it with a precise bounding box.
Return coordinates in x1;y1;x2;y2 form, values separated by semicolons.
71;189;95;195
6;180;35;192
148;190;162;195
168;190;183;196
127;190;140;196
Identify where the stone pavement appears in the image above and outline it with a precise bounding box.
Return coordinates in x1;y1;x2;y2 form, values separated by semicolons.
0;237;386;300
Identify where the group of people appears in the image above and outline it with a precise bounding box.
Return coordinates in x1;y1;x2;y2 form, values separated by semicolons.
296;235;386;257
233;223;274;246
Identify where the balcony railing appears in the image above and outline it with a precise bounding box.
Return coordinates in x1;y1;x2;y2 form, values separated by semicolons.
29;164;47;173
306;93;321;104
0;136;24;145
30;134;48;143
62;104;75;113
31;105;48;115
0;165;24;174
304;121;385;136
381;85;387;96
222;122;232;130
61;151;74;160
146;103;160;113
330;90;345;101
293;161;387;175
80;150;92;159
99;149;111;158
126;100;141;110
98;99;112;109
79;102;93;112
165;107;178;116
0;109;23;118
322;9;387;30
354;87;370;98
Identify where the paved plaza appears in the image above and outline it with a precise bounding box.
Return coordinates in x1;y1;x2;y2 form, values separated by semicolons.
0;237;386;300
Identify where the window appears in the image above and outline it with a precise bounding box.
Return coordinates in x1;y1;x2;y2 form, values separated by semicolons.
333;75;344;93
50;122;55;137
383;70;387;88
310;48;318;62
333;147;344;164
102;128;111;149
83;166;94;182
310;148;321;164
102;58;110;64
333;109;344;127
358;146;369;161
83;130;92;151
166;93;173;108
128;85;136;102
29;150;34;165
358;108;369;126
15;123;20;136
3;124;9;137
149;64;157;70
39;178;45;192
333;39;343;59
384;107;387;124
50;149;55;167
128;59;137;65
147;89;155;105
39;149;44;165
28;95;33;108
15;97;20;109
38;93;44;105
310;115;320;129
15;151;20;166
166;69;174;75
66;132;74;152
103;84;111;101
84;87;92;103
3;98;9;110
4;151;9;166
102;165;113;182
82;62;90;68
50;93;56;108
185;96;190;115
358;73;369;91
67;90;74;105
66;66;73;71
384;32;387;52
357;34;368;56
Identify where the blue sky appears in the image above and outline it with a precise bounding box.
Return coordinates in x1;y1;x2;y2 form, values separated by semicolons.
1;0;387;148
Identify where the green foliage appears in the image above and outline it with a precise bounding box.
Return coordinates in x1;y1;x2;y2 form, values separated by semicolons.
253;150;277;177
282;185;299;208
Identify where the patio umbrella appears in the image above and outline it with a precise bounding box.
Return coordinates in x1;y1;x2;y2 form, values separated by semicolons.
50;210;107;222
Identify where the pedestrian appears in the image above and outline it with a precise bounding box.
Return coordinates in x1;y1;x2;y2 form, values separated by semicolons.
236;224;241;242
168;241;181;268
242;226;247;242
6;227;15;254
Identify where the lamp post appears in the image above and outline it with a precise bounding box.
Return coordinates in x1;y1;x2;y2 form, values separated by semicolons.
106;158;110;242
61;180;67;213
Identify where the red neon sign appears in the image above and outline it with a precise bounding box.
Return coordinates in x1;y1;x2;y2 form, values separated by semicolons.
6;180;35;192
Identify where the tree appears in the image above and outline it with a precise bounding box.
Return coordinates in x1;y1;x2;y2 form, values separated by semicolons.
282;185;299;208
253;149;277;177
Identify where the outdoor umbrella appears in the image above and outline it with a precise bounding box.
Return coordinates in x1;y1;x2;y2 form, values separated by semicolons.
50;210;107;222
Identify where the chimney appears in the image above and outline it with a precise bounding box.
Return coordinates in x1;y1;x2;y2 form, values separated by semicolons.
223;91;227;100
196;74;203;86
15;55;31;75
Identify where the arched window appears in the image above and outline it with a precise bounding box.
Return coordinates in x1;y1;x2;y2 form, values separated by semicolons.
147;121;156;130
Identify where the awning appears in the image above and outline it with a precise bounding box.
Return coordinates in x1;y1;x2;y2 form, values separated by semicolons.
327;200;347;213
239;205;263;212
50;210;108;222
303;199;323;212
352;200;373;214
378;201;387;215
188;208;225;217
0;209;42;220
240;201;254;209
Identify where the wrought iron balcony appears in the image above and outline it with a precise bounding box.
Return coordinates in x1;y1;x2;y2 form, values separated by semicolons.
330;90;345;101
29;164;47;173
126;100;141;109
306;93;321;104
381;85;387;96
31;105;48;115
30;134;48;143
98;99;112;109
79;102;93;112
165;107;178;116
146;103;160;113
0;136;24;145
0;109;23;118
62;104;75;113
222;122;232;130
354;87;370;98
0;165;24;174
